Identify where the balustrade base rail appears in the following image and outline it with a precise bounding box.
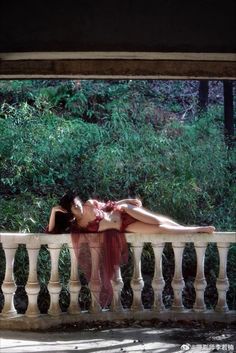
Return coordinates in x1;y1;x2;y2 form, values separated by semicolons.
0;309;236;331
0;232;235;330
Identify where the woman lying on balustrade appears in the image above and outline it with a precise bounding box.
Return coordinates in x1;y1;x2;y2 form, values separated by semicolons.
46;191;215;308
47;191;215;235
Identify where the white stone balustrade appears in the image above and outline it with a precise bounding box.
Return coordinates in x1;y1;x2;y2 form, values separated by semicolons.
87;234;103;313
152;242;165;311
111;266;124;312
47;244;62;316
171;242;185;311
68;245;81;315
215;242;230;312
1;242;17;317
130;242;144;311
193;242;208;312
25;237;41;317
0;231;235;330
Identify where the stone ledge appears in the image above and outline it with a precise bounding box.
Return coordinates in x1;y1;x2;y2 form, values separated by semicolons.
1;309;235;331
0;231;235;245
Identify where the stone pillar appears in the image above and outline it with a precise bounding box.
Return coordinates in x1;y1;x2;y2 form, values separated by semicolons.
68;246;81;314
130;243;144;311
25;238;41;317
193;242;207;312
215;242;230;312
111;265;124;312
171;242;185;311
152;243;165;311
88;236;102;313
1;244;17;316
47;244;62;316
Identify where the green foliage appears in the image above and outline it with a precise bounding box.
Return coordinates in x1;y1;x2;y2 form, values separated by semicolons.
0;194;53;232
0;79;235;312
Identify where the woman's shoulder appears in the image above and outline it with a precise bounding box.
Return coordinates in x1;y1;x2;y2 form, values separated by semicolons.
84;199;97;205
84;199;102;209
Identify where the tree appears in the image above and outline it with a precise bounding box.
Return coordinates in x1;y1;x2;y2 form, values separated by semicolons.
198;80;209;112
223;80;234;145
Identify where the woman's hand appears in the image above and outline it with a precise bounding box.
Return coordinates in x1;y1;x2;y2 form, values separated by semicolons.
118;199;142;211
52;205;68;213
116;198;142;208
127;199;142;207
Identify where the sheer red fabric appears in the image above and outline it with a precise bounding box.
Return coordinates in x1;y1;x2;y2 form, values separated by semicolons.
70;200;135;307
78;200;118;233
46;200;137;308
71;226;129;307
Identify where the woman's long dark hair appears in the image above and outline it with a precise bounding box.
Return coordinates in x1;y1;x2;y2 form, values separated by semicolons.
59;191;76;212
53;191;78;233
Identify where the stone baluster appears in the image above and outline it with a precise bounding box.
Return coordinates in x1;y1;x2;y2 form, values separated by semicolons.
111;265;124;312
130;242;144;311
47;244;62;316
215;242;230;312
152;243;165;311
68;246;81;314
171;242;185;311
25;238;41;317
193;242;207;312
1;243;17;316
88;235;102;313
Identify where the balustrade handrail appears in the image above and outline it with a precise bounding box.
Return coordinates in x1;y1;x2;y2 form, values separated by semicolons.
0;231;235;330
0;231;235;245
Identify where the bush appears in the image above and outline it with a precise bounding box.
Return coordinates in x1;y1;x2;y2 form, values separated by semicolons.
0;79;235;312
0;81;235;230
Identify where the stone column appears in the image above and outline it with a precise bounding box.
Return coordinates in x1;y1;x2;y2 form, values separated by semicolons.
25;238;41;317
171;242;185;311
47;244;62;316
68;246;81;314
130;242;144;311
152;242;165;311
111;265;124;312
88;235;102;313
215;242;230;312
1;244;17;316
193;242;207;312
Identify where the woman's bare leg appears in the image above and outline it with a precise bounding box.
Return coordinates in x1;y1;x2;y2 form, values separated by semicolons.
150;214;183;227
123;205;183;227
126;221;215;234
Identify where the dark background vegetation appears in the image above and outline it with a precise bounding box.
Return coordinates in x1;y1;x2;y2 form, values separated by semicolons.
0;79;235;312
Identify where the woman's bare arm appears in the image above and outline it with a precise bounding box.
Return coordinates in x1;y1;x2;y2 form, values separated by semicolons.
85;198;142;210
116;199;142;207
47;205;68;232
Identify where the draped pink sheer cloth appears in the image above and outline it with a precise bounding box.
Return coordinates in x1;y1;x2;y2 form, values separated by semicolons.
71;200;134;308
46;200;136;308
71;227;128;308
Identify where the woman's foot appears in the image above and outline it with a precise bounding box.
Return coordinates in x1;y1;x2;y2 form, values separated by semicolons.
198;226;215;233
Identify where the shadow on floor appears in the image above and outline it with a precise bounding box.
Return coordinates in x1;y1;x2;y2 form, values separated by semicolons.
1;322;236;353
